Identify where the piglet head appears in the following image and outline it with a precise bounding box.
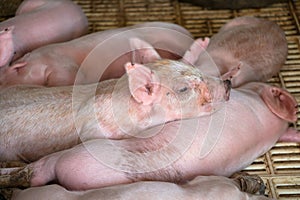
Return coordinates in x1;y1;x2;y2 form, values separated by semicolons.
0;53;49;87
260;85;298;122
126;37;230;122
113;38;231;134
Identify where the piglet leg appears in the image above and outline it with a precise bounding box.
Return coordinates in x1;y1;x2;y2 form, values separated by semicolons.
278;127;300;143
182;37;210;65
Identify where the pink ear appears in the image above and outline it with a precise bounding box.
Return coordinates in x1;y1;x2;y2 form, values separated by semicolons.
221;62;241;81
260;86;298;122
129;37;161;64
182;37;210;65
0;26;15;67
125;62;160;105
10;61;27;70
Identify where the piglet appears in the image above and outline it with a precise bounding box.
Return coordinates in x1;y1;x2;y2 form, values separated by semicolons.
195;16;288;87
0;0;88;68
4;174;271;200
0;39;230;162
0;82;296;190
0;22;194;87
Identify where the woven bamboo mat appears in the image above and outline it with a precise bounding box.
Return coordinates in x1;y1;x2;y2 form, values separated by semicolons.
1;0;300;199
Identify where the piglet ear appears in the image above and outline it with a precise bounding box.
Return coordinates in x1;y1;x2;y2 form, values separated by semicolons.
10;61;27;70
0;26;15;67
129;37;161;64
125;62;160;105
221;62;241;81
261;86;298;122
182;37;210;65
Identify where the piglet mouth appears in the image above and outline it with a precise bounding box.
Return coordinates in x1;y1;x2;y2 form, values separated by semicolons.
223;79;231;101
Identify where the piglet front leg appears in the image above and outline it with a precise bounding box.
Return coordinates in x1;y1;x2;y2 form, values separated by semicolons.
278;127;300;143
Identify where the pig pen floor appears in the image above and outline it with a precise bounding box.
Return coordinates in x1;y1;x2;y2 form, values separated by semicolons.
1;0;300;199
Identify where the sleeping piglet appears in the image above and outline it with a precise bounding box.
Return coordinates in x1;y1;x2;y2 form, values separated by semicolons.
0;82;297;190
195;16;288;87
0;0;88;68
6;174;272;200
0;22;194;87
0;39;230;162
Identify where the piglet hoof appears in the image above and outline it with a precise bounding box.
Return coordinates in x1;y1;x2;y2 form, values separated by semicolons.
0;166;32;189
0;188;13;200
231;172;266;195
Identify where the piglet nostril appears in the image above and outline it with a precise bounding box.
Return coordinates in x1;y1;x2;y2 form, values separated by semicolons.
223;79;231;101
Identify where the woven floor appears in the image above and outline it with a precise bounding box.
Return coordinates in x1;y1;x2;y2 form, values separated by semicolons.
1;0;300;199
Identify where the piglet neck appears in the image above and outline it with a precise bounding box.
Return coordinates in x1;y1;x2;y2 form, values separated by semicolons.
81;77;162;139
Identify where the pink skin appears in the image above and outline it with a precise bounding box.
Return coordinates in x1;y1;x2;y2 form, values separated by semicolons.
10;176;272;200
181;37;240;82
0;40;230;162
1;82;296;190
0;16;286;88
0;0;88;68
0;22;194;87
195;16;288;88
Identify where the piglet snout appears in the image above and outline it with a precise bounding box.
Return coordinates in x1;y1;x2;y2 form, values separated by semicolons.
223;79;231;101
